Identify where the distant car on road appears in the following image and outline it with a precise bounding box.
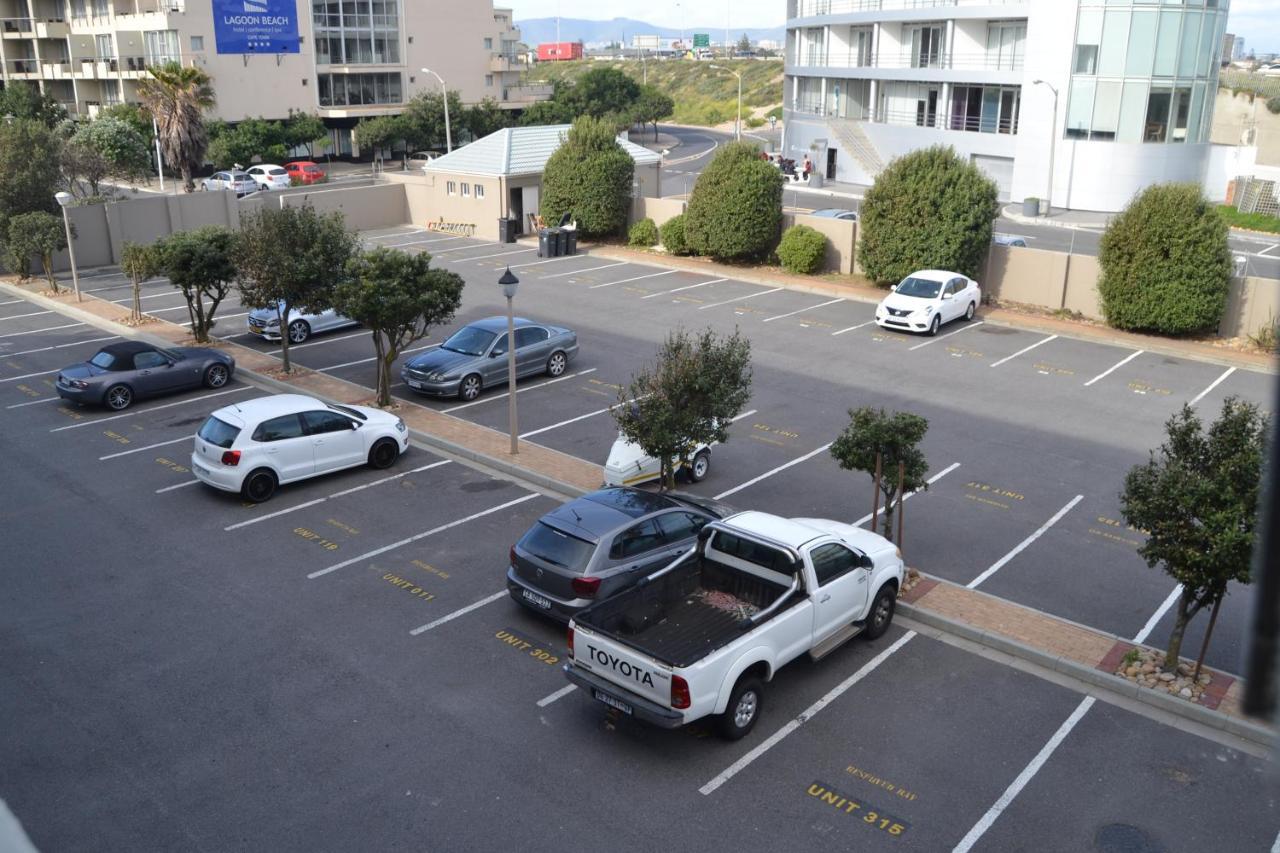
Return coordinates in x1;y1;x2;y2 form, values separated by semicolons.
406;151;444;170
55;341;235;411
993;234;1028;247
806;208;858;221
284;161;326;184
203;170;258;195
246;304;359;343
875;269;981;336
191;394;408;503
246;164;291;190
401;316;579;401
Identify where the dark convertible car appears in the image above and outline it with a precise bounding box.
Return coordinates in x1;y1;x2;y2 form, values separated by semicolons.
56;341;236;411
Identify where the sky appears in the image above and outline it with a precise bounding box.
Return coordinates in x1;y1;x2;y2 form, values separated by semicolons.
507;0;1280;54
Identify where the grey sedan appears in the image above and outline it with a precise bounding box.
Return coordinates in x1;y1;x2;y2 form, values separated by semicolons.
202;170;258;196
55;341;235;411
400;316;578;401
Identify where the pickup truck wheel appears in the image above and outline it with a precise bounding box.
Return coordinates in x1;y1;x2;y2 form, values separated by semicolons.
717;677;763;741
689;450;710;483
864;585;897;640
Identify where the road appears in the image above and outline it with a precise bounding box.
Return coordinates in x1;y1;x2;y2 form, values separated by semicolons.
1;229;1276;850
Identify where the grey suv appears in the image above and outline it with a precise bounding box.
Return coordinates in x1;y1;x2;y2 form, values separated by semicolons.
507;487;734;623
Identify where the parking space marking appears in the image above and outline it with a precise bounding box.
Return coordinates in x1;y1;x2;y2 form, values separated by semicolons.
0;322;84;339
852;462;960;526
641;277;726;299
155;479;200;493
49;386;251;432
540;262;625;280
763;298;844;323
966;495;1084;589
907;321;984;351
536;684;578;707
519;398;635;439
441;368;598;413
319;342;437;372
6;396;60;409
307;492;540;579
444;247;533;263
714;443;832;500
427;242;507;256
0;367;59;383
0;309;53;322
99;435;190;460
990;334;1058;368
283;331;368;351
831;320;874;336
699;631;916;796
509;255;585;270
697;287;783;311
1188;367;1236;406
1083;350;1144;386
408;590;508;635
1134;585;1181;644
589;270;678;290
184;311;249;328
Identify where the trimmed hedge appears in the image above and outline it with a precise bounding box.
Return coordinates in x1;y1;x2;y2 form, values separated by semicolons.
660;213;692;256
684;141;783;261
1098;183;1231;335
629;217;659;247
540;116;634;238
776;224;827;274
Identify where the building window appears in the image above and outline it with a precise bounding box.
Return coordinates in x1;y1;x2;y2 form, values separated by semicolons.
313;0;400;65
447;181;456;195
475;184;484;199
95;34;114;60
986;22;1025;71
484;37;493;49
190;35;204;52
907;24;943;69
316;72;403;106
143;30;180;64
461;183;470;197
950;85;1020;134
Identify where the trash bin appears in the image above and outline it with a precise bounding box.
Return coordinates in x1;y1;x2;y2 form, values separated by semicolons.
1022;197;1040;217
563;228;578;256
553;228;568;257
809;171;823;189
498;217;517;244
538;227;559;257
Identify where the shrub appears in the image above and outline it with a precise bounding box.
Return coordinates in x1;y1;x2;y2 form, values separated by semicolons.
660;213;691;256
684;141;783;261
857;145;999;284
540;115;634;238
776;224;827;274
628;217;659;247
745;116;766;129
1267;95;1280;115
1098;183;1231;335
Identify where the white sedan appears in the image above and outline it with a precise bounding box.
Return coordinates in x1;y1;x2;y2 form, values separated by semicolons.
874;269;981;336
246;164;291;190
191;394;409;502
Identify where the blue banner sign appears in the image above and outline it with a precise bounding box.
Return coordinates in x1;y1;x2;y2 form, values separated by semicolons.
213;0;300;54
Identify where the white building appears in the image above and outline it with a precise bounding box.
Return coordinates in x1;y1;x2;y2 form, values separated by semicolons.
632;34;662;50
783;0;1231;212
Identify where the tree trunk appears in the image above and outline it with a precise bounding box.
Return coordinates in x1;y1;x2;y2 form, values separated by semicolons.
131;276;142;321
278;304;292;373
182;164;194;193
881;488;897;539
193;290;207;342
1194;593;1224;681
1162;589;1195;673
376;335;393;408
43;256;56;292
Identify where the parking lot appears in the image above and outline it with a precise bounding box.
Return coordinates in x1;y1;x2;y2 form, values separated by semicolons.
2;226;1278;850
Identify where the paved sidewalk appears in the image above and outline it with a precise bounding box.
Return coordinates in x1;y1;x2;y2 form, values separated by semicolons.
1001;203;1112;230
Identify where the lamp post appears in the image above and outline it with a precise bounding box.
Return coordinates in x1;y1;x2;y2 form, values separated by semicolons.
499;266;520;455
659;147;669;197
420;67;452;153
54;191;80;302
709;64;742;140
1032;79;1058;216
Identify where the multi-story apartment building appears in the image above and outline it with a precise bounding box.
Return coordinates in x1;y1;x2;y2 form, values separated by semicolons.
0;0;550;152
784;0;1231;212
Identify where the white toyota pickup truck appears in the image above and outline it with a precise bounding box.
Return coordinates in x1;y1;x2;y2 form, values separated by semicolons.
564;510;904;739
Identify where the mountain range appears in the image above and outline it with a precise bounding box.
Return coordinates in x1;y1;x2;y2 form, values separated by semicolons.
515;17;785;46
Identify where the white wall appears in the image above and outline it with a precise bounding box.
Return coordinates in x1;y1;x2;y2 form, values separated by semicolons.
1009;0;1077;207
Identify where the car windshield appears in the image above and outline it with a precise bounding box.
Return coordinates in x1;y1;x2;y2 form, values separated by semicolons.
198;415;240;449
441;325;497;356
519;522;595;571
896;277;942;299
89;350;119;369
268;168;286;175
326;402;367;421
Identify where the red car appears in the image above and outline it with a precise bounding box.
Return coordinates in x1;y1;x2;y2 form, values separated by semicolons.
284;161;326;184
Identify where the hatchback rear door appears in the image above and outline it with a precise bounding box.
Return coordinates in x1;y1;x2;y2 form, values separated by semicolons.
513;520;597;600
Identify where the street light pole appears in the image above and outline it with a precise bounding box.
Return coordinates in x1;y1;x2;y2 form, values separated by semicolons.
421;67;452;153
710;64;742;141
499;266;520;455
1033;79;1058;216
54;191;80;302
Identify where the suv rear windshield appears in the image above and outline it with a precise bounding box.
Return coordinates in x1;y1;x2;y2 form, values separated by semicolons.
519;522;595;571
198;415;240;449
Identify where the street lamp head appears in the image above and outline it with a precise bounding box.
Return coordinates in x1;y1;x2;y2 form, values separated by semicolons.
55;191;73;208
498;266;520;300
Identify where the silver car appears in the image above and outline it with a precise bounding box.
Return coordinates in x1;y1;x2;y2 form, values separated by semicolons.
55;340;235;411
203;170;258;196
246;304;359;343
401;316;579;401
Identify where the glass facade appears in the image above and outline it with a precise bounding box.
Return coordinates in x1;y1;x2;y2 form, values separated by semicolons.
1065;1;1227;144
317;72;402;106
312;0;401;65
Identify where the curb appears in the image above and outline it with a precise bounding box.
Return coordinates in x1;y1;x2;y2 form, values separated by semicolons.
1000;205;1110;231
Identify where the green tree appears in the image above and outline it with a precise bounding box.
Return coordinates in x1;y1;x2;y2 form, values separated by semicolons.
830;407;930;540
206;117;287;169
659;213;691;255
6;211;65;285
1098;183;1231;335
1121;399;1269;672
685;141;783;261
613;327;752;491
540;116;634;238
120;241;162;322
628;217;659;247
736;34;752;54
569;67;642;119
67;117;150;193
61;138;110;199
0;83;67;128
332;247;465;406
858;145;999;284
464;98;512;140
236;204;359;372
353;115;404;171
632;85;674;141
777;224;827;274
282;110;328;158
136;61;215;192
518;98;577;127
401;89;464;151
98;102;154;141
0;118;62;253
154;225;237;343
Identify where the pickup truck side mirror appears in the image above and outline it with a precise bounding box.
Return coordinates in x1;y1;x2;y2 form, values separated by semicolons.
858;554;874;569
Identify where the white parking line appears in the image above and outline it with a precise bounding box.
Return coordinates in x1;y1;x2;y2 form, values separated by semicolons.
1133;584;1181;644
967;495;1083;589
49;386;251;432
0;367;59;383
700;631;916;796
762;298;844;323
1188;366;1236;406
698;287;784;311
107;290;188;306
589;270;678;290
1258;243;1280;258
318;342;438;372
907;321;984;350
442;368;598;413
540;262;625;280
536;685;578;707
990;334;1058;368
99;435;191;460
183;311;249;328
0;309;52;322
0;322;83;339
408;591;508;636
0;335;119;358
429;242;503;255
831;320;874;336
308;492;541;579
286;330;368;351
5;397;60;409
1083;350;1144;387
155;479;200;493
520;402;621;438
510;255;587;270
641;278;727;299
852;462;960;527
443;247;533;263
714;443;832;501
379;234;472;249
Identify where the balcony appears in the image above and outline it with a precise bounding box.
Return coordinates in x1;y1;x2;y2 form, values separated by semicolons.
789;0;1024;19
34;18;67;38
489;53;521;72
789;49;1022;72
1;17;33;36
500;83;553;106
5;57;39;76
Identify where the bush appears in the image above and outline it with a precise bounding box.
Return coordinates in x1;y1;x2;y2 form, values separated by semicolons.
629;217;659;247
540;115;634;238
776;224;827;274
684;141;783;261
1267;95;1280;115
745;116;766;129
660;213;692;256
1099;183;1231;335
858;145;999;284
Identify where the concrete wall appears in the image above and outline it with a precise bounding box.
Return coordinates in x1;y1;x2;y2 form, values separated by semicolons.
781;212;857;275
1062;254;1104;321
1221;276;1280;339
630;196;688;229
277;183;411;232
381;171;501;240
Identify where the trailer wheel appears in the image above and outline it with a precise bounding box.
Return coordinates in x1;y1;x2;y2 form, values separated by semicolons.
717;676;763;741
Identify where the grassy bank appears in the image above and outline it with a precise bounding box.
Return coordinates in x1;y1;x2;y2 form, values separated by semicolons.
1217;204;1280;234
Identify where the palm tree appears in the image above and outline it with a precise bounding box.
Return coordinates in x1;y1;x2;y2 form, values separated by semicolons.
136;62;215;193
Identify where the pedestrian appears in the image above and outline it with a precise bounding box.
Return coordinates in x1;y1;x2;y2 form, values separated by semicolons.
802;155;813;179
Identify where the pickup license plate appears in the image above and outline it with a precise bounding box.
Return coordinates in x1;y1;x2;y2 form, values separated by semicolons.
407;379;423;389
593;690;632;715
521;589;552;610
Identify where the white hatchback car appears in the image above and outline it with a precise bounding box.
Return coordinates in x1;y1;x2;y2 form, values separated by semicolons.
191;394;409;502
246;164;291;190
874;269;981;336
